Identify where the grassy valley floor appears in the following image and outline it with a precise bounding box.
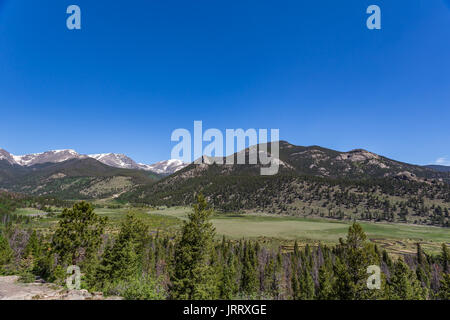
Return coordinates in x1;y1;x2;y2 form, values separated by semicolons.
151;207;450;255
13;205;450;255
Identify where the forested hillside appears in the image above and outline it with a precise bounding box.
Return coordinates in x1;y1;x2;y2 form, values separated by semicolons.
120;142;450;227
0;158;160;200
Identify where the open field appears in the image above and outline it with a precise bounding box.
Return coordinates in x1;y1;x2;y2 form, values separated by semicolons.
12;207;181;235
152;207;450;254
94;207;180;234
14;208;48;216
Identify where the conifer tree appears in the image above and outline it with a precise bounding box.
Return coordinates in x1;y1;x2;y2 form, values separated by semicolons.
317;265;334;300
382;249;392;268
299;267;315;300
290;242;301;300
0;232;13;273
438;273;450;300
441;243;449;274
171;194;218;299
291;270;301;300
263;255;276;298
386;259;426;300
416;266;430;289
92;213;149;289
293;240;300;258
219;254;238;299
334;223;373;299
19;231;44;279
416;243;424;266
241;241;258;297
24;231;41;259
52;201;107;266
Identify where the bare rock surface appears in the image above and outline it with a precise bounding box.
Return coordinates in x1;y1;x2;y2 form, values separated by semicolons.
0;276;121;300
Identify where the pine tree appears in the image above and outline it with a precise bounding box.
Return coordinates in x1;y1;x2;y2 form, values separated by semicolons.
171;194;218;299
291;270;301;300
0;232;13;273
382;249;392;268
24;231;41;259
293;240;300;258
317;265;334;300
299;267;315;300
51;201;107;266
441;243;449;274
386;259;426;300
334;223;373;299
92;213;149;289
19;231;44;280
438;273;450;300
416;265;430;289
219;254;238;299
290;242;301;300
241;241;258;297
416;243;424;266
263;255;276;298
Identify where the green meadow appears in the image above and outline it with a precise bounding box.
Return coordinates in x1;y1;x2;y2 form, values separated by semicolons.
14;205;450;254
151;207;450;254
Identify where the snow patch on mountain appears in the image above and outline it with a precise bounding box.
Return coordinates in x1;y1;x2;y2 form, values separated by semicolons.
88;153;141;170
1;149;82;166
0;147;188;175
141;159;188;175
0;149;18;165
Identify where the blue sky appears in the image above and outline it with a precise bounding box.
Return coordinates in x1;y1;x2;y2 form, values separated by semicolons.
0;0;449;165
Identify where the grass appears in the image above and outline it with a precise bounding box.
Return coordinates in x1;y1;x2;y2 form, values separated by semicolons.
13;207;181;235
14;208;48;216
152;207;450;254
94;207;180;233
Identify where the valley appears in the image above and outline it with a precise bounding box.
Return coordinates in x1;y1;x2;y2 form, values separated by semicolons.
1;141;449;300
11;205;449;256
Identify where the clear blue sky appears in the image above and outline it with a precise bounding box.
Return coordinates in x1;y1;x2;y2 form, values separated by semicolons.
0;0;449;165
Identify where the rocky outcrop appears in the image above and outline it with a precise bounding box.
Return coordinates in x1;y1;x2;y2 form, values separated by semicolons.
0;276;121;300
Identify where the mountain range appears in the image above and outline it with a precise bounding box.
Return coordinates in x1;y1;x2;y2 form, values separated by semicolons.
0;148;186;199
1;142;450;215
0;148;188;175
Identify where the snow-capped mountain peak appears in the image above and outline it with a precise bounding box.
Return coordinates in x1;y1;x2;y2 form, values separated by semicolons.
0;147;189;175
141;159;188;175
7;149;82;166
88;153;141;170
0;149;17;165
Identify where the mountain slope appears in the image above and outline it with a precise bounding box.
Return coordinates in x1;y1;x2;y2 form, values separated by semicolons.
88;153;142;170
426;165;450;172
276;141;449;181
139;159;188;175
0;158;158;200
119;141;450;227
145;141;450;182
